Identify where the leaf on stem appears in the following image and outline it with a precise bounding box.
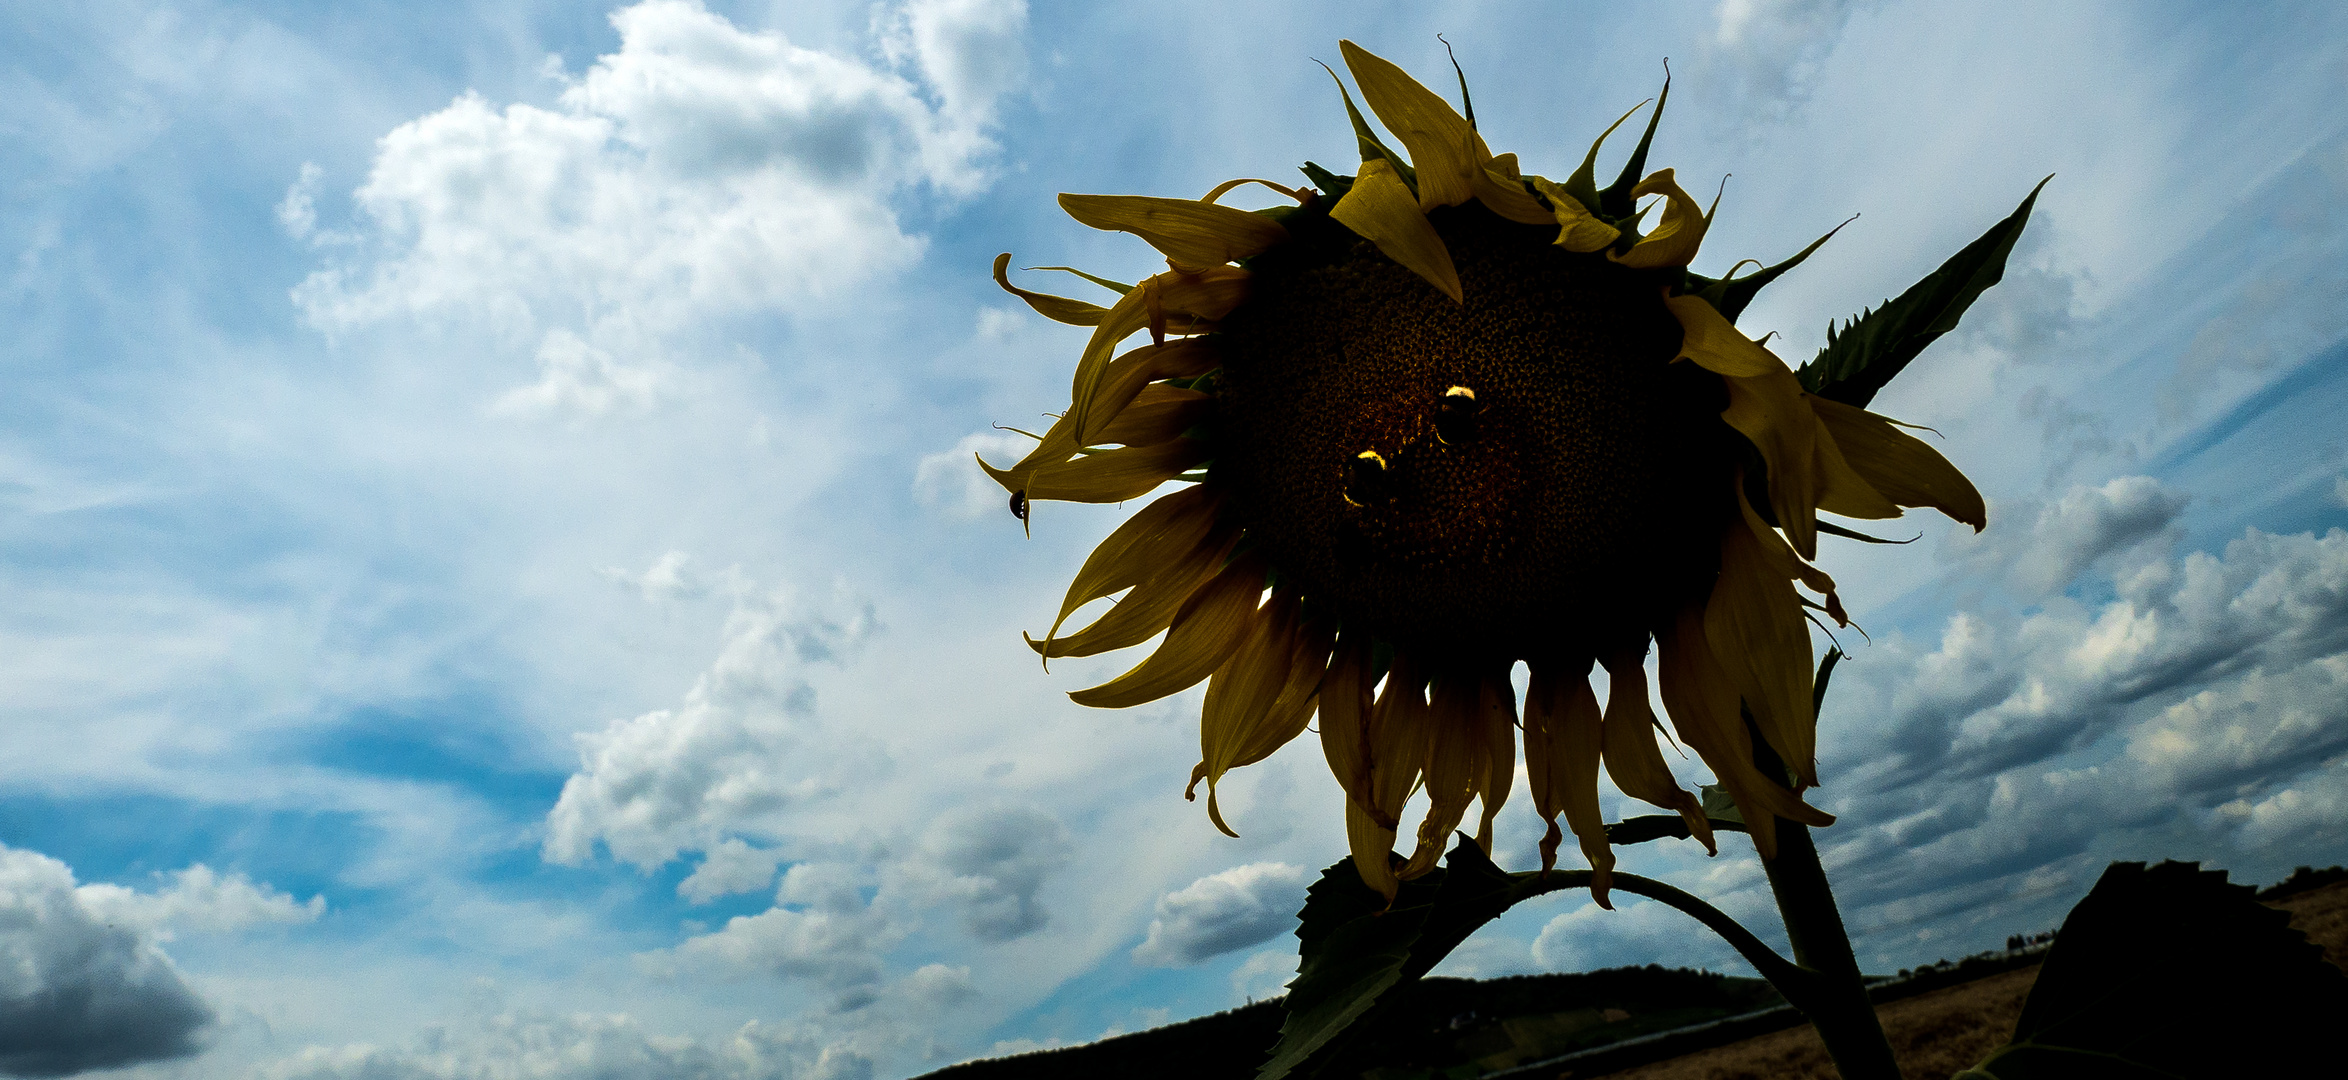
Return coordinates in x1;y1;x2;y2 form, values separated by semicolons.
1258;842;1542;1080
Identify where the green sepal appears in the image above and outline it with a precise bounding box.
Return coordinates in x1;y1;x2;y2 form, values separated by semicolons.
1688;215;1856;321
1812;647;1844;720
1440;35;1475;130
1563;101;1643;226
1955;860;2348;1079
1597;67;1670;220
1314;60;1416;195
1797;177;2050;407
1298;162;1354;204
1815;519;1917;545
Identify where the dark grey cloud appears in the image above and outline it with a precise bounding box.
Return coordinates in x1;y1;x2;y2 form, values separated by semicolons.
0;845;213;1077
1131;862;1310;967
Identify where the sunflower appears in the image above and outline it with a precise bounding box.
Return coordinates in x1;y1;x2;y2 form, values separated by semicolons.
980;42;1983;903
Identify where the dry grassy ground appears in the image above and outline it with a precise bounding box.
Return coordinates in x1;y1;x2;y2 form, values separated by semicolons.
1579;880;2348;1080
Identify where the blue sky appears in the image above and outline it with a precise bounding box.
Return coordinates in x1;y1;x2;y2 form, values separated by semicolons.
3;1;2346;1076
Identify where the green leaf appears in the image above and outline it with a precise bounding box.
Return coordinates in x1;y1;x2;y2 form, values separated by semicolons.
1955;860;2348;1080
1257;858;1434;1080
1797;177;2050;407
1258;842;1565;1080
1699;785;1746;826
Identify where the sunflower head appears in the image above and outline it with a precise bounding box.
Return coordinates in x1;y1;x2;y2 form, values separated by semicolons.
980;41;1998;902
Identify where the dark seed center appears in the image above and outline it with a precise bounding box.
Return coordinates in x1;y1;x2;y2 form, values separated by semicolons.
1212;202;1731;660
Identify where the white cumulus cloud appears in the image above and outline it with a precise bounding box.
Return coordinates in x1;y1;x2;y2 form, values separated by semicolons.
544;584;878;869
1131;862;1308;967
76;862;324;941
658;863;902;1005
491;329;663;420
914;430;1031;520
1532;894;1744;974
292;0;1028;358
679;838;788;904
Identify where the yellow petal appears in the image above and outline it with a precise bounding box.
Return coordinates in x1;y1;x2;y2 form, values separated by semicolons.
983;338;1222;508
1473;153;1555;225
1705;511;1819;787
1029;527;1238;660
1809;397;1986;530
1722;359;1824;560
1069;271;1245;442
1529;177;1622;252
1330;158;1463;305
1403;671;1480;879
1664;292;1779;377
1194;590;1307;837
1655;606;1834;860
1069;552;1265;709
1611;169;1713;270
1317;634;1375;805
1092;383;1213;448
1023;439;1209;504
1199;177;1309;206
1523;657;1611;903
1085;339;1221;439
1472;670;1518;853
1736;480;1840;601
1812;412;1903;521
1259;617;1334;746
978;407;1080;496
1066;288;1151;442
992;253;1107;326
1339;40;1478;212
1057;193;1288;271
1347;798;1402;903
1367;652;1432;823
1040;484;1222;647
1598;651;1714;854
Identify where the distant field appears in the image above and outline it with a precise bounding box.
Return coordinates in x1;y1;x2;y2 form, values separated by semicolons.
1587;879;2348;1080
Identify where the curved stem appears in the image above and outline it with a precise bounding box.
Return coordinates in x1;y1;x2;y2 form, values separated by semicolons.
1511;869;1828;1011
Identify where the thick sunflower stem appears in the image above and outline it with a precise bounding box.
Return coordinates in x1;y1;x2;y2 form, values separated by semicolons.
1761;815;1901;1080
